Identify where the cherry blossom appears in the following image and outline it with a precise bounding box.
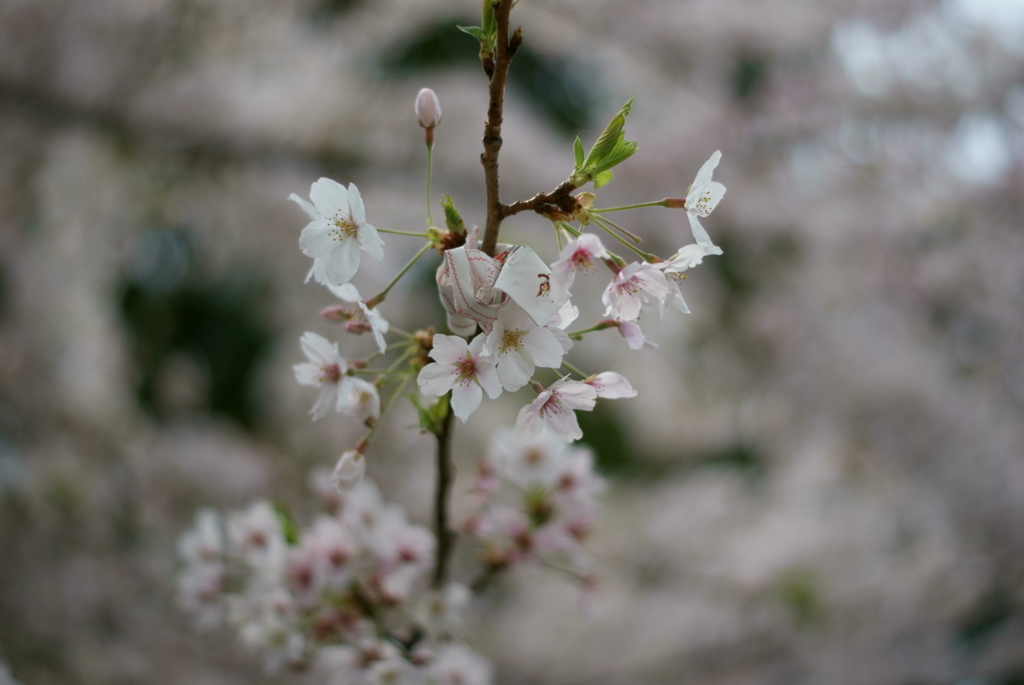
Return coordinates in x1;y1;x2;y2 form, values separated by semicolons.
584;371;637;399
516;378;598;443
684;151;726;249
430;644;494;685
615;319;657;350
294;332;354;420
551;233;609;289
657;242;723;314
326;282;390;354
343;377;381;424
290;178;384;287
417;334;502;421
331;449;366;492
601;262;672;322
483;304;566;392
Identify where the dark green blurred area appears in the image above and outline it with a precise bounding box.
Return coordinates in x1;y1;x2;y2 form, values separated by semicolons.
378;18;600;136
118;228;272;429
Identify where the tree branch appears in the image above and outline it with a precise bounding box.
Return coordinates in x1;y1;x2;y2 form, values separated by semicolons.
480;0;518;258
500;177;581;221
431;399;456;588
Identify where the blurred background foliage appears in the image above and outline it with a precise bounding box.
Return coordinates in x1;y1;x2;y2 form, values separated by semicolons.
0;0;1023;683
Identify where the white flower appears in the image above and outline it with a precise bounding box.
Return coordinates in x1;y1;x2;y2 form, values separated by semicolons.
657;243;722;314
294;332;353;420
226;500;286;577
178;508;224;566
601;262;672;322
417;334;502;421
332;449;366;493
484;303;567;392
488;428;569;489
415;87;442;129
684;151;726;249
290;178;384;287
344;377;381;424
516;378;598;443
327;282;390;354
429;644;494;685
615;319;657;350
584;372;637;399
416;582;470;637
550;234;609;289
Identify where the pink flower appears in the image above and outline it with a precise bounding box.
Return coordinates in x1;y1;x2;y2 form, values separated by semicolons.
601;262;672;322
615;319;657;350
293;332;353;420
656;243;722;315
584;372;637;399
516;378;598;443
550;234;609;289
417;334;502;421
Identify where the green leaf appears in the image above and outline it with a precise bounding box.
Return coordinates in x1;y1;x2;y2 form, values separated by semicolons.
410;393;450;435
581;98;635;175
273;504;300;546
573;136;584;170
593;170;614;189
441;195;466;234
457;25;488;41
481;0;496;36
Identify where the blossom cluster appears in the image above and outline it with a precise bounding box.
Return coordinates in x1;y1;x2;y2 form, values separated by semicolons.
462;430;606;584
178;43;727;677
177;476;492;683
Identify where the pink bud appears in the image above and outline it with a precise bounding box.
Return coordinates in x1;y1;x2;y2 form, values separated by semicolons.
320;304;352;322
415;88;442;129
345;320;372;334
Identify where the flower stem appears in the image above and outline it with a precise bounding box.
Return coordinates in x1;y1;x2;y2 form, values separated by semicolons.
378;228;431;238
594;214;642;244
365;242;432;308
432;396;456;588
560;359;589;379
594;216;657;262
363;373;412;443
426;142;436;228
592;200;667;212
567;320;617;338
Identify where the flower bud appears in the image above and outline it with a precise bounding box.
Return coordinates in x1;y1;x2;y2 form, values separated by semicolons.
415;88;442;129
320;304;353;322
345;320;372;334
331;449;365;492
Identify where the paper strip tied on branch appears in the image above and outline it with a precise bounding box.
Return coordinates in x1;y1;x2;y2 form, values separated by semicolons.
437;228;570;336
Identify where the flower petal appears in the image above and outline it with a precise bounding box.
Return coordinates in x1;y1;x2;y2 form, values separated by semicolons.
475;362;503;400
516;397;545;443
324;240;362;285
288;193;321;221
357;223;385;261
418;362;456;397
497;350;534;392
310;178;350;217
451;381;483;421
543;401;584;442
522;327;566;369
298;222;337;258
347;183;367;225
429;334;468;365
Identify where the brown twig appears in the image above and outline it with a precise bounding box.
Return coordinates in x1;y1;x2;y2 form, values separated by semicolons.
431;400;456;588
480;0;517;258
501;177;581;220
